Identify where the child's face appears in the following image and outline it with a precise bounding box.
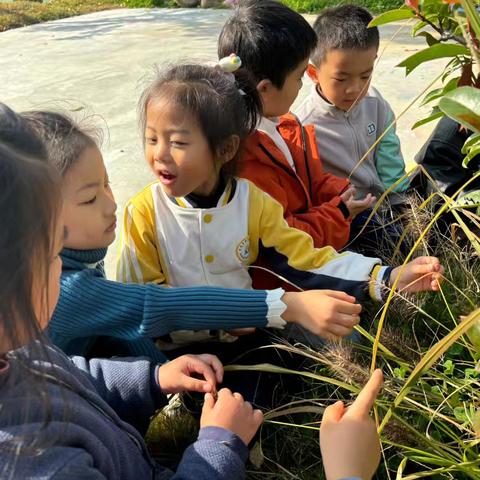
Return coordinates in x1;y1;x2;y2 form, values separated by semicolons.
308;47;377;112
145;99;223;198
258;58;309;118
62;146;117;250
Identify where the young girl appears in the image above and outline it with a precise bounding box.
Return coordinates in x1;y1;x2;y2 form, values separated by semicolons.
0;103;359;363
118;59;442;346
0;137;265;479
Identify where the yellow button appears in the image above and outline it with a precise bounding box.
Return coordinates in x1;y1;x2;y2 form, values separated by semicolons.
204;214;213;224
205;255;214;264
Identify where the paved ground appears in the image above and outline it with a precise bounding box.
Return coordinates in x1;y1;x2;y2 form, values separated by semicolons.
0;8;444;276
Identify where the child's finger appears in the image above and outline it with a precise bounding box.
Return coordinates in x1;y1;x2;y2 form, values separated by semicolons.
188;358;218;389
328;324;354;338
345;369;383;419
333;313;361;328
197;354;224;383
182;375;212;393
203;392;215;411
324;290;356;303
253;409;264;428
412;256;440;269
337;300;362;316
322;400;345;424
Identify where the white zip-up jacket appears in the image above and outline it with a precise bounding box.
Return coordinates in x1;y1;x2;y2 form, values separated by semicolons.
295;85;409;204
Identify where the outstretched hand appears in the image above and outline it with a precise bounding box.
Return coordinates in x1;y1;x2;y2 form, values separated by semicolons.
157;354;223;394
340;186;376;219
283;290;362;341
320;369;383;480
390;256;444;293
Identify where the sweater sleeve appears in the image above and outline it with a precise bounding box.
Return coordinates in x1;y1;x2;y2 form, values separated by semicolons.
50;271;272;347
70;355;166;431
117;200;167;285
174;427;248;479
249;184;388;301
375;108;409;193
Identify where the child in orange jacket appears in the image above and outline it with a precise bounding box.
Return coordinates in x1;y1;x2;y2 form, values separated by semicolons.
218;0;374;289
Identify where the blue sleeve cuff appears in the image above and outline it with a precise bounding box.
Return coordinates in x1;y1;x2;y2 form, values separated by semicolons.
150;364;168;408
198;426;249;463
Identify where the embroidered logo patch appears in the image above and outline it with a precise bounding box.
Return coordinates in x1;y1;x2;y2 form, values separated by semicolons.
367;123;376;135
236;237;250;263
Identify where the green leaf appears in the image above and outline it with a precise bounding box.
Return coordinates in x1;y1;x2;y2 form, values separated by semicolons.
421;77;459;106
412;109;444;129
443;359;455;375
394;366;408;379
465;368;479;379
412;20;428;35
461;132;480;152
461;0;480;41
369;8;416;27
416;31;440;46
397;44;471;75
454;406;469;423
462;144;480;167
439;86;480;134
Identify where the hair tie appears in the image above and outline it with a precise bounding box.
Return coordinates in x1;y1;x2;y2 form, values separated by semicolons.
217;54;246;96
218;53;242;73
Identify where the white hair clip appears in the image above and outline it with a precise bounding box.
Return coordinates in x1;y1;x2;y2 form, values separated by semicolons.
218;53;242;73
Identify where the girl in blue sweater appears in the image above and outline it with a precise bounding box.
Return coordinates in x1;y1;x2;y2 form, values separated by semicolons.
0;126;264;479
0;123;381;480
0;105;361;363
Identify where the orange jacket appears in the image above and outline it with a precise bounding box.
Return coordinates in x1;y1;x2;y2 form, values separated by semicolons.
239;114;351;290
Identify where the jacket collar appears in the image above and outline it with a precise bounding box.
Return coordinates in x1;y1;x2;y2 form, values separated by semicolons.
168;178;236;209
308;84;360;120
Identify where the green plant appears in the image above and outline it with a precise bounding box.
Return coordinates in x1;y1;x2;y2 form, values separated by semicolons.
370;0;480;130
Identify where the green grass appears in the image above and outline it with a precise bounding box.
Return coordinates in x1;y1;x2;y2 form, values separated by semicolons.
0;0;174;31
0;0;404;32
281;0;404;13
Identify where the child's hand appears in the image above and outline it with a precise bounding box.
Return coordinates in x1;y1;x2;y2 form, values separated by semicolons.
283;290;362;341
200;388;264;445
340;186;376;219
390;256;444;293
157;354;223;394
320;369;383;480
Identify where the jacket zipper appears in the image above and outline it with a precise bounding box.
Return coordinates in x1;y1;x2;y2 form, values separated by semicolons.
344;112;362;172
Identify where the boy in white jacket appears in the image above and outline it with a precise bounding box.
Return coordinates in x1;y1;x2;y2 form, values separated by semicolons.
295;4;409;203
295;5;410;257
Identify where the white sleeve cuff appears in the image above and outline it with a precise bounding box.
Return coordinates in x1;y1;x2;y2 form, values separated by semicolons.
370;265;390;302
265;288;287;328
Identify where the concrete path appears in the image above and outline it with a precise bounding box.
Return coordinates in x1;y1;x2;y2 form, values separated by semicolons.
0;8;443;276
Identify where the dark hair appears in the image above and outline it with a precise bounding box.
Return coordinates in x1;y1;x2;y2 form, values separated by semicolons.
21;110;101;176
0;105;64;463
0;103;47;159
218;0;317;88
311;4;380;66
139;63;262;178
0;105;60;348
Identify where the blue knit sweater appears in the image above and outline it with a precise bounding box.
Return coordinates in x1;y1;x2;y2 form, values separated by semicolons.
48;248;273;363
0;343;249;479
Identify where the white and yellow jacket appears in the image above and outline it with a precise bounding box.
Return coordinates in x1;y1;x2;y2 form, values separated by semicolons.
117;178;389;302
